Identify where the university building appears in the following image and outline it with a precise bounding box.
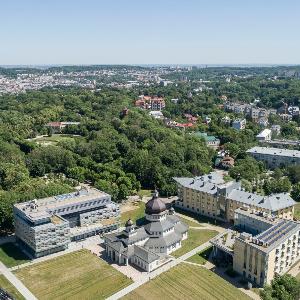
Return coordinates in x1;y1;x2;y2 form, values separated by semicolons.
104;192;188;272
14;188;120;258
174;172;295;223
211;208;300;286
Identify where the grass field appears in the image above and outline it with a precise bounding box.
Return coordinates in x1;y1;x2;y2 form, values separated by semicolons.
175;207;224;226
121;202;146;226
33;134;78;146
0;243;30;268
123;263;251;300
0;275;25;300
294;203;300;220
172;229;218;258
180;217;203;228
187;246;213;265
15;249;132;300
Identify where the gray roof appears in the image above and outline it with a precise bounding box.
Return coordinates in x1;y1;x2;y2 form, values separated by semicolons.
166;215;181;224
174;222;189;234
105;227;149;248
228;190;295;212
247;146;300;158
133;245;159;263
144;231;182;248
144;219;174;234
173;172;225;195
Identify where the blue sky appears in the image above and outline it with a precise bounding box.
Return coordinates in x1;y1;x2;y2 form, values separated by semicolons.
0;0;299;65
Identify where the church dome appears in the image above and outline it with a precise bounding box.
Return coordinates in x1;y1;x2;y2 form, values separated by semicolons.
145;191;166;215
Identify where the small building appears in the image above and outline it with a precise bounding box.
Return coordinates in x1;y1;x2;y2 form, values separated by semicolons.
258;118;269;127
149;111;164;119
193;132;220;149
256;129;272;142
232;119;246;130
104;192;188;272
279;114;293;122
271;125;281;136
220;156;235;169
288;106;300;116
45;121;80;133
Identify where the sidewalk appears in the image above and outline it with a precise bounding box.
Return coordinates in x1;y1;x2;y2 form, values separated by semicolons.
0;261;37;300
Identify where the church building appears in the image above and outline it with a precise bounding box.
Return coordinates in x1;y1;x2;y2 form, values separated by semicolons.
104;191;188;272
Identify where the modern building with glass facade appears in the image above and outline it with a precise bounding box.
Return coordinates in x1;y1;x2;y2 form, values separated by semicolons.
14;188;120;258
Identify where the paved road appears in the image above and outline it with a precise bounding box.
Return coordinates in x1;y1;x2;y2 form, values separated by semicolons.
0;261;37;300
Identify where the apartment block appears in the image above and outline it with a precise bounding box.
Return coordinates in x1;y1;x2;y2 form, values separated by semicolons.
174;172;295;223
247;146;300;168
14;188;120;258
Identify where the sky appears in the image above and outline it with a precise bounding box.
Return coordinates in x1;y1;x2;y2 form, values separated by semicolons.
0;0;300;65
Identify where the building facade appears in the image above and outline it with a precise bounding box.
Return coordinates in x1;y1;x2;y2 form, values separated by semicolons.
210;208;300;287
232;119;246;130
233;219;300;286
174;172;295;223
247;146;300;168
135;95;165;111
14;188;120;258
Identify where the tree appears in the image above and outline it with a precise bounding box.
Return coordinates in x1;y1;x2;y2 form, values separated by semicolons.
291;183;300;202
263;177;291;195
260;274;300;300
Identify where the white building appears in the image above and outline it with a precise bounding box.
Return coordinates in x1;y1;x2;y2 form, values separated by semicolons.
104;192;188;272
256;129;272;141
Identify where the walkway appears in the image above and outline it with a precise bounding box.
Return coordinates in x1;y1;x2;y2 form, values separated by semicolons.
0;261;37;300
106;241;212;300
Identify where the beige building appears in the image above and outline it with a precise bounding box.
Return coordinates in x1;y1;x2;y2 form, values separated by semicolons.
174;172;295;223
210;208;300;287
233;219;300;286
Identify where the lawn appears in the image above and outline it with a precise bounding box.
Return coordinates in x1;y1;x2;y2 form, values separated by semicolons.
172;229;218;258
14;249;132;300
121;201;146;226
123;263;251;300
294;203;300;220
0;275;25;300
0;243;30;268
180;217;203;228
33;134;78;146
187;246;213;265
175;207;224;226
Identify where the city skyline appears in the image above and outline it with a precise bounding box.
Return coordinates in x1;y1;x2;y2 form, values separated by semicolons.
1;0;300;65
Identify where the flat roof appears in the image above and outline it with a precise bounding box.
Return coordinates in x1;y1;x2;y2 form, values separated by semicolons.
247;146;300;158
14;188;110;222
239;219;300;253
256;129;271;138
235;208;279;225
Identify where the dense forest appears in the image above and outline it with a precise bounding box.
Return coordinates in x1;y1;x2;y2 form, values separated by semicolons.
1;66;300;232
0;87;215;232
